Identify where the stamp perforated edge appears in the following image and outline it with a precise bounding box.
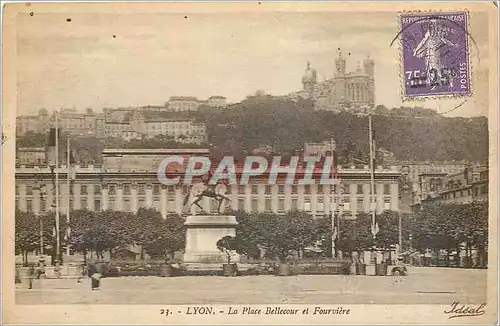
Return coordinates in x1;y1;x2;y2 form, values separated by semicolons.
397;9;473;102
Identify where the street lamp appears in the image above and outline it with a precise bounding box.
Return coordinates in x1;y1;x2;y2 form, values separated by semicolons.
34;184;46;255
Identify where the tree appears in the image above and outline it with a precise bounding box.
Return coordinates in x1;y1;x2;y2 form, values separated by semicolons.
374;211;400;252
233;210;262;260
15;210;40;266
67;210;131;261
375;104;390;115
313;216;333;257
130;208;162;260
332;213;374;258
216;235;239;264
143;214;186;260
410;201;488;267
259;211;317;261
16;131;47;148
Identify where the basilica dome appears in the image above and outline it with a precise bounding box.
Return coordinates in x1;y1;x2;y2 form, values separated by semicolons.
302;62;317;84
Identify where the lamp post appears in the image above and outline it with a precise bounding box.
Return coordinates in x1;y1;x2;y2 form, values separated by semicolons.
367;106;380;267
35;185;46;255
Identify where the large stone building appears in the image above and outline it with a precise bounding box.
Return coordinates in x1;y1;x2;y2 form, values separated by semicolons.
206;96;228;108
303;140;336;157
15;149;401;219
16;106;208;145
396;160;470;183
167;96;201;112
16;147;46;166
411;166;489;211
16;109;52;136
16;108;106;138
291;50;375;111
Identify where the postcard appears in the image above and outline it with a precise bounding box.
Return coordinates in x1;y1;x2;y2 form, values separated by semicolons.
2;1;498;324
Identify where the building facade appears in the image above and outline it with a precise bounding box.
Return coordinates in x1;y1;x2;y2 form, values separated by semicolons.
15;149;401;219
167;96;200;112
143;119;208;143
16;147;47;165
206;96;228;108
396;160;469;183
292;51;375;111
304;140;336;157
16;108;106;138
17;107;208;145
16;109;51;136
411;167;489;211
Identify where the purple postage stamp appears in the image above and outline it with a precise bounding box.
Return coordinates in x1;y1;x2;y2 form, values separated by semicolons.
399;11;471;99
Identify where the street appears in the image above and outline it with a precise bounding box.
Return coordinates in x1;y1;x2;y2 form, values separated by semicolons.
15;267;486;305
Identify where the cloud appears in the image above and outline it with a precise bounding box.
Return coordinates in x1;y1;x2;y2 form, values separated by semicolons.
15;11;490;117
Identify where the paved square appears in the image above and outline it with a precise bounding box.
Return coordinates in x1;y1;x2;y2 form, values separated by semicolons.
15;267;486;305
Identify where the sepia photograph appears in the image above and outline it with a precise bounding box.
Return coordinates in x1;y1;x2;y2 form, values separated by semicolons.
2;1;498;324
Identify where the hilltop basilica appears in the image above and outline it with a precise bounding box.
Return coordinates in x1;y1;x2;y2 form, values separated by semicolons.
290;50;375;112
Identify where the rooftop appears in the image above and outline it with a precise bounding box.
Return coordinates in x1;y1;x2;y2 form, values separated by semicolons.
169;96;199;101
102;148;211;155
18;147;45;152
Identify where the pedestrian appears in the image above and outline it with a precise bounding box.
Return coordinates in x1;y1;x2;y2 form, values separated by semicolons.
393;257;405;284
87;262;101;290
28;265;35;289
341;257;356;294
77;262;86;283
36;257;46;279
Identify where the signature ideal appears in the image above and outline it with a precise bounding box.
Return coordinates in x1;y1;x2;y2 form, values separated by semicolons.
444;301;486;319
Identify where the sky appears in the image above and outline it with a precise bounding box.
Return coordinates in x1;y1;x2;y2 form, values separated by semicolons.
16;11;490;117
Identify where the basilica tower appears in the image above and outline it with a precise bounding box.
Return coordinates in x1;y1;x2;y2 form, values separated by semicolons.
335;50;346;77
302;61;317;94
363;54;375;78
363;54;375;106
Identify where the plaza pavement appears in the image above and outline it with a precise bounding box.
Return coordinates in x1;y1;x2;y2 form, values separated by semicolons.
15;267;487;305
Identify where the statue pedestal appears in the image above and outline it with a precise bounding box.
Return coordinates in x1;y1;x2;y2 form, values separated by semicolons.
183;215;239;268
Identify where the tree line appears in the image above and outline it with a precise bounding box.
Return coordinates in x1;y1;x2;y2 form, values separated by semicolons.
15;200;488;267
15;208;185;265
411;201;488;267
231;210;410;262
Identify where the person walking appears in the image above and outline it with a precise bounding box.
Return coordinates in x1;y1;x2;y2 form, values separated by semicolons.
341;257;356;294
87;262;101;290
28;265;35;289
77;261;86;284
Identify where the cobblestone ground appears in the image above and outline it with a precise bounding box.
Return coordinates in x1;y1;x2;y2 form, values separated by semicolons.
15;267;487;305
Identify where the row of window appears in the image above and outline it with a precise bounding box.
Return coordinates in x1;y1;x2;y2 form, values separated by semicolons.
441;189;471;200
17;183;394;196
442;185;488;200
19;185;102;196
18;195;393;214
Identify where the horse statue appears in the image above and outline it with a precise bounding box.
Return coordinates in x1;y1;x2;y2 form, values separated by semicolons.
183;181;231;214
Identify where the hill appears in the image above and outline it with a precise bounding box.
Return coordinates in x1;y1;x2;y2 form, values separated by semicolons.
15;96;488;165
195;96;488;163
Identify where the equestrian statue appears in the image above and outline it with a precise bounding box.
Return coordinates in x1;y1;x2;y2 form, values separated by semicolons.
183;172;231;214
